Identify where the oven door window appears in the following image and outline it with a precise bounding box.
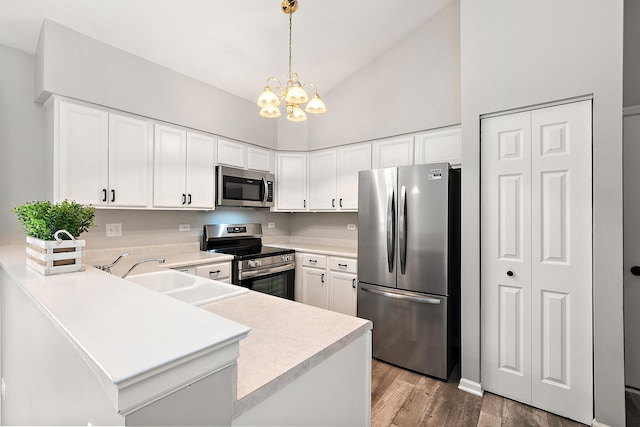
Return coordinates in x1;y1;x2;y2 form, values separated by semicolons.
240;268;294;300
223;176;264;202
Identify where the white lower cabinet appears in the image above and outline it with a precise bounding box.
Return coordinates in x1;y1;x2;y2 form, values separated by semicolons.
299;253;357;315
173;261;231;283
301;254;328;309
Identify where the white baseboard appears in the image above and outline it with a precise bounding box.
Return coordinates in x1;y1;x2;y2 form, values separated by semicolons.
458;378;484;397
591;419;612;427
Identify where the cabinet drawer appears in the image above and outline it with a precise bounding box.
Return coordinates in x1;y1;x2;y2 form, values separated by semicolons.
329;257;357;274
302;254;327;268
195;262;231;280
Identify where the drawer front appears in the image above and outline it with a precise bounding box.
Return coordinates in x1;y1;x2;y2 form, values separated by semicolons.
329;257;357;274
172;266;196;275
195;262;231;280
302;253;327;269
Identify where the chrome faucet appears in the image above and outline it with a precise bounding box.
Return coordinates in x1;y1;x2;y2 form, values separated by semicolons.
94;253;130;274
121;258;166;278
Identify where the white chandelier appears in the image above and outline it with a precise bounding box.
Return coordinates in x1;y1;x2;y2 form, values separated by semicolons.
256;0;327;123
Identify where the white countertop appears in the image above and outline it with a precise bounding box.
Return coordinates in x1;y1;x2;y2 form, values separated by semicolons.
0;245;249;414
268;242;357;258
201;292;371;417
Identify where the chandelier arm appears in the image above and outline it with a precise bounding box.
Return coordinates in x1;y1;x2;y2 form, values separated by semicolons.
302;82;319;96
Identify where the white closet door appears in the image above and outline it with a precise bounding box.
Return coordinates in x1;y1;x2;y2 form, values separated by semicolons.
481;111;533;404
481;100;593;425
530;100;592;424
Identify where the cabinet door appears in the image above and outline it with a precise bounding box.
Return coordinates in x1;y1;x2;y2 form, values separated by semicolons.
247;146;272;172
337;144;371;210
329;272;357;316
153;124;187;208
414;126;461;167
301;267;328;309
217;138;246;168
108;113;150;207
308;149;337;210
372;136;414;168
186;132;216;209
58;101;109;205
276;152;307;211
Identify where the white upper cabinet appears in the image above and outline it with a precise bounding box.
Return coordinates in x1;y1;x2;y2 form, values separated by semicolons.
337;143;371;211
276;152;308;211
53;99;150;207
372;136;414;169
247;146;273;172
309;149;338;210
414;125;461;167
217;138;246;169
154;124;215;209
108;113;151;207
186;132;216;208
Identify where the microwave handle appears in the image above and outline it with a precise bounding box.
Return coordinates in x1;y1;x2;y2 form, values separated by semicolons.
262;177;268;204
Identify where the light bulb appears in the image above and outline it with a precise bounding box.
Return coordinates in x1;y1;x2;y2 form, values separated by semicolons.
287;105;307;122
305;94;327;114
285;83;309;104
260;105;282;118
257;87;280;108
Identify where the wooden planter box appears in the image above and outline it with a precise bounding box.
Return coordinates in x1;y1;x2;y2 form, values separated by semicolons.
25;236;85;275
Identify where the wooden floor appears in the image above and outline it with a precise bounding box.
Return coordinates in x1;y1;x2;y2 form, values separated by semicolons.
371;359;586;427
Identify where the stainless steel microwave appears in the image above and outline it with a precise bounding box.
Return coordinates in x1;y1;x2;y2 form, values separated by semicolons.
216;166;274;208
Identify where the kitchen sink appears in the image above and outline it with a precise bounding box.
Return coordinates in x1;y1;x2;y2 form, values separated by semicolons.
126;270;248;305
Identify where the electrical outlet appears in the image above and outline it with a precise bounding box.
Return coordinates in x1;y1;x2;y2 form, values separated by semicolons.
267;222;276;229
106;223;122;237
179;224;191;232
347;224;356;231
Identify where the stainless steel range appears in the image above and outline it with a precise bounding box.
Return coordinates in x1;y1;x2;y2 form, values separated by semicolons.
202;223;295;300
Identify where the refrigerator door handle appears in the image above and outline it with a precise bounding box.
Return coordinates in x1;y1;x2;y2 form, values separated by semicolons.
360;284;441;305
387;188;396;273
399;185;407;274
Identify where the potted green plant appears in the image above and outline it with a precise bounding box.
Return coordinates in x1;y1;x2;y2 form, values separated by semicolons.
14;200;96;275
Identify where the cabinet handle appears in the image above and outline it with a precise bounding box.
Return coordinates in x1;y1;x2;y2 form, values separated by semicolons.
352;278;356;289
111;189;116;203
507;270;514;277
210;270;221;275
188;194;192;205
102;189;107;202
332;198;335;208
321;273;325;283
338;263;348;268
303;199;306;208
340;198;343;208
182;194;187;205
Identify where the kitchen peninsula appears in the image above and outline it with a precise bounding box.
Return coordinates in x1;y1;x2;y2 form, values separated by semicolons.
0;245;372;426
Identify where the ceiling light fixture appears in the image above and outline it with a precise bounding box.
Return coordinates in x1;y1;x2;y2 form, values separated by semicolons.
257;0;327;123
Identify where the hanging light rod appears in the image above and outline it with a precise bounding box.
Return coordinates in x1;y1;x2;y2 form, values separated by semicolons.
256;0;327;123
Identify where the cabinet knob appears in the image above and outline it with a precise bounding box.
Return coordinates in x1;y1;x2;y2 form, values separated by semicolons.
631;266;640;276
507;270;514;277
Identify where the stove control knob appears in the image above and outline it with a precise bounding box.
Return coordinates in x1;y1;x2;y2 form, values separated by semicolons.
248;259;261;268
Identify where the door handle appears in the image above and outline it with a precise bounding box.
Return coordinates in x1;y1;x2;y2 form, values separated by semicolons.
631;266;640;276
111;189;116;203
262;178;268;204
387;188;396;273
399;185;407;275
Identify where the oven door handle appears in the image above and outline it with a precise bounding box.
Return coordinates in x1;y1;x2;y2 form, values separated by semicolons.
239;263;295;280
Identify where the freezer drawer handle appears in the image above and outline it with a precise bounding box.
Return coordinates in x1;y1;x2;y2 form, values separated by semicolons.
631;266;640;276
360;285;441;305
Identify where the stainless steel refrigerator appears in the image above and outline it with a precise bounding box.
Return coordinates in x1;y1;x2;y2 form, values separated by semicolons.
357;163;460;380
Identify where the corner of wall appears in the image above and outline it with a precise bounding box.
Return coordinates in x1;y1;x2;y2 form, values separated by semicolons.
34;19;48;103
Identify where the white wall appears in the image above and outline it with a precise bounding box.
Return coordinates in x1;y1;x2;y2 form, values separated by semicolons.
0;45;46;244
460;1;624;425
625;0;640;107
306;1;460;150
289;212;358;242
35;20;277;148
